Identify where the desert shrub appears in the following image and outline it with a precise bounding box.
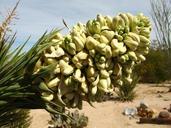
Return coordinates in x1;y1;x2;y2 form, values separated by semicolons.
145;0;171;83
0;2;32;128
135;48;171;83
0;109;31;128
49;110;88;128
116;74;139;101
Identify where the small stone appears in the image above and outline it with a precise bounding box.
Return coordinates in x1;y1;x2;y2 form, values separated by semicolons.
168;88;171;92
157;94;162;98
123;108;137;116
140;101;149;109
158;111;170;118
169;104;171;112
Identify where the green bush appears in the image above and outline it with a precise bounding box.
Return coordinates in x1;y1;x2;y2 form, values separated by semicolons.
49;110;88;128
135;48;171;83
0;109;31;128
0;2;31;128
116;74;139;101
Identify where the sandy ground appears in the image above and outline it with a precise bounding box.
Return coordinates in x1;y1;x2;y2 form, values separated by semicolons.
30;84;171;128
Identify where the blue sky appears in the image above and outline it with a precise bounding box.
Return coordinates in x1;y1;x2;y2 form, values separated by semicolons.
0;0;153;48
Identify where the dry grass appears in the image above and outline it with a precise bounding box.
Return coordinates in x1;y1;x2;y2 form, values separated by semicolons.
0;0;19;40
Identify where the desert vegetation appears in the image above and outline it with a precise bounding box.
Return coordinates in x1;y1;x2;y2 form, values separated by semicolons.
0;0;171;128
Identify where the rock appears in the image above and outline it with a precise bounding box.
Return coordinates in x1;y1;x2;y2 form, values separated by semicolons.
140;101;149;109
168;88;171;92
123;107;137;116
157;94;163;98
158;111;170;118
137;107;156;118
169;104;171;112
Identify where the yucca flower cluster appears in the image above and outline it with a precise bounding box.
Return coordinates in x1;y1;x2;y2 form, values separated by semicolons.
33;13;151;109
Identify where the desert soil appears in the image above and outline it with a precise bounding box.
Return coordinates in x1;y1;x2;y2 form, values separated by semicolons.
30;84;171;128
